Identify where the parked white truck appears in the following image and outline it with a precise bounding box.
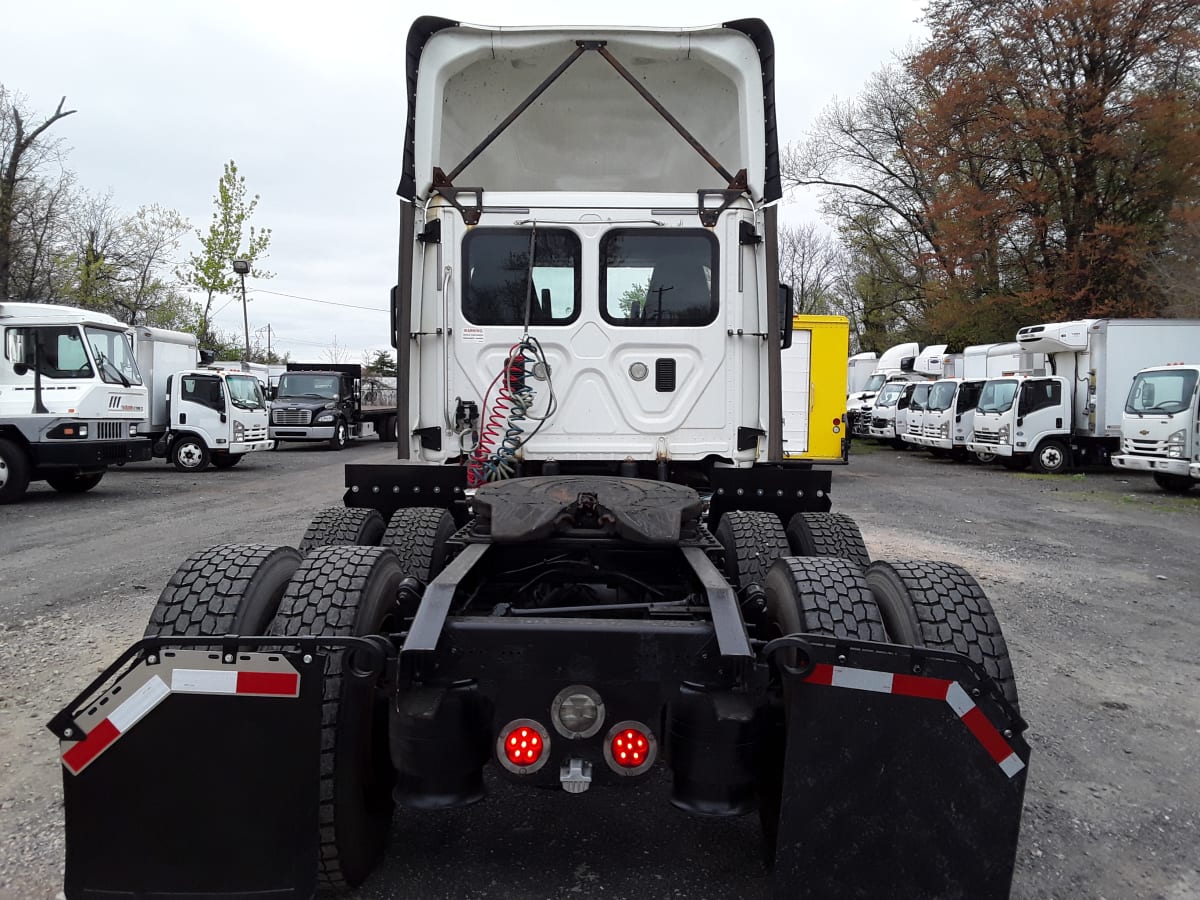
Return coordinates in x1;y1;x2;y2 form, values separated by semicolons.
1111;362;1200;493
846;351;878;397
968;319;1200;473
134;327;274;471
0;302;151;503
847;341;923;438
866;380;907;443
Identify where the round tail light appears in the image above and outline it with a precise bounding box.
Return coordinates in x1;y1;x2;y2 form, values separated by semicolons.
497;719;551;774
603;721;657;775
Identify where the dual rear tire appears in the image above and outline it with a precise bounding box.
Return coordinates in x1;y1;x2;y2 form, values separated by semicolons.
145;540;414;889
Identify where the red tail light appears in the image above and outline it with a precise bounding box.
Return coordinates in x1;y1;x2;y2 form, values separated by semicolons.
505;726;543;765
603;721;657;775
496;719;551;774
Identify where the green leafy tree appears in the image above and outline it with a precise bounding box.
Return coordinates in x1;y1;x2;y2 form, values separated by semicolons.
363;349;396;377
180;160;272;345
617;280;647;316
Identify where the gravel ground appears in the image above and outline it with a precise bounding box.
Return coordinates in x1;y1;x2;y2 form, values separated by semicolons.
0;441;1197;899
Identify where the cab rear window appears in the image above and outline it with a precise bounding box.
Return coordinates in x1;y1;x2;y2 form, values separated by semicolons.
462;228;581;326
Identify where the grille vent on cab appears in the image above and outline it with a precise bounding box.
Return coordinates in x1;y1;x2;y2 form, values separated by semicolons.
655;358;677;393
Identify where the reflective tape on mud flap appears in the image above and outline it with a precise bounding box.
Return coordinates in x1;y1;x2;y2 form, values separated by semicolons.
61;651;301;776
805;663;1025;778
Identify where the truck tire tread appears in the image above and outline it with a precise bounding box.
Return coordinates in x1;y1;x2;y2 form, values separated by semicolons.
380;507;457;581
714;511;790;590
764;556;887;641
268;546;402;889
145;544;302;637
785;512;870;568
866;560;1019;710
299;507;386;553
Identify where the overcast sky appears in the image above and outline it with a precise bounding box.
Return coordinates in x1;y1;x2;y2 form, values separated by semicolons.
6;1;926;362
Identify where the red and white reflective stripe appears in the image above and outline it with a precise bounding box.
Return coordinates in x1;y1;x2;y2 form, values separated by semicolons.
805;663;1025;778
171;669;299;697
62;675;170;775
62;665;300;776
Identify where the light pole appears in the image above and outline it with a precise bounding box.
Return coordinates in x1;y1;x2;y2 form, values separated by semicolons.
232;259;250;370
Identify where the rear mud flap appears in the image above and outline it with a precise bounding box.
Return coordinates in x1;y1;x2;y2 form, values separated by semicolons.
50;647;325;900
768;637;1029;900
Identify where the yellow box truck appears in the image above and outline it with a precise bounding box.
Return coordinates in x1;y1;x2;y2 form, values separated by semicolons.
782;315;850;463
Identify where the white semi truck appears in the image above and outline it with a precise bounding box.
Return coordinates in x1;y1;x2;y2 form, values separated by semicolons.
0;302;151;503
134;327;274;471
52;18;1028;900
967;319;1200;473
1111;362;1200;493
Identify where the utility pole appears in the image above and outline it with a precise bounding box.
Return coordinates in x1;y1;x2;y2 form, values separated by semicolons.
255;324;273;362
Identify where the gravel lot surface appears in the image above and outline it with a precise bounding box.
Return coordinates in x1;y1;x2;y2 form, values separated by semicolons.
1;440;1197;899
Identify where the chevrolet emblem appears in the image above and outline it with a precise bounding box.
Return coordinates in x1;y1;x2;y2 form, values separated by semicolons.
1139;429;1149;435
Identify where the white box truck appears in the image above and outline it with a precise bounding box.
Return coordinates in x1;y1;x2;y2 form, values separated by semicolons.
847;341;922;437
1111;362;1200;493
846;351;877;397
0;302;151;502
134;327;274;471
967;319;1200;473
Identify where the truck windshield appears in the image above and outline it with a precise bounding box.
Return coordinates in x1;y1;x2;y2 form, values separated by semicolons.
926;382;958;411
875;383;904;407
977;380;1019;414
276;374;341;400
1125;369;1198;415
861;373;887;394
909;385;930;411
226;374;266;409
601;229;719;327
85;327;143;386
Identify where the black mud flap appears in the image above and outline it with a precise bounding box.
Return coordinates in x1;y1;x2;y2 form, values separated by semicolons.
767;636;1029;900
49;646;326;899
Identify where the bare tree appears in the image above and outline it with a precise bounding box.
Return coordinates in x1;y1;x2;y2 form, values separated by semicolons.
1;88;76;299
322;335;349;364
778;223;842;315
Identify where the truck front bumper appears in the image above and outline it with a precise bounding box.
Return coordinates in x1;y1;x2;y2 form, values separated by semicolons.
965;442;1013;458
230;439;276;454
868;425;895;439
270;426;334;442
31;438;153;469
1111;454;1190;476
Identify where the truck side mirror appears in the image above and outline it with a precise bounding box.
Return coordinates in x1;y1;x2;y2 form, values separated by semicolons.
779;283;794;350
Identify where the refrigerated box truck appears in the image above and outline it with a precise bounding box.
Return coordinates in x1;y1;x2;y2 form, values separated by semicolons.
968;319;1200;473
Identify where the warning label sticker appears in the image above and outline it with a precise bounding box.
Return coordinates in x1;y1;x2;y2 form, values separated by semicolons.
461;327;484;344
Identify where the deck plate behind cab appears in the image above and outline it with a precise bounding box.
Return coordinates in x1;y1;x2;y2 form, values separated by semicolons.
473;476;703;544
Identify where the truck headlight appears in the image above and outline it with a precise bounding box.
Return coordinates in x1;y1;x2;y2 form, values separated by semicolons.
999;425;1010;443
939;422;949;437
314;412;335;423
233;420;245;441
1167;429;1185;457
